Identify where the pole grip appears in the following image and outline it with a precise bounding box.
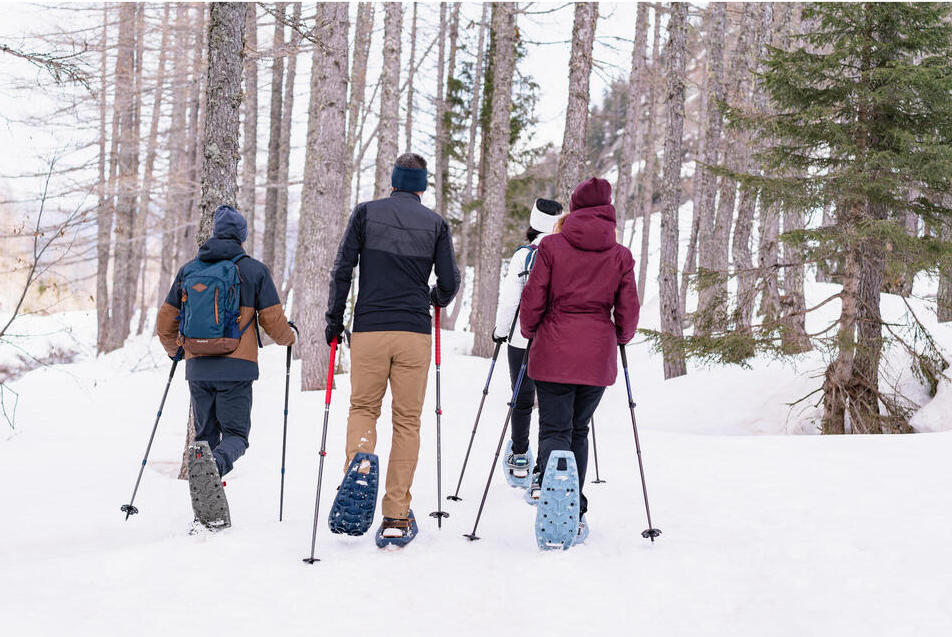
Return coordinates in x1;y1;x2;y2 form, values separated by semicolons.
325;338;338;405
434;306;442;366
619;343;629;369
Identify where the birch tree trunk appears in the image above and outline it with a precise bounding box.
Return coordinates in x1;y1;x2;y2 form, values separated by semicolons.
615;3;649;238
404;2;418;151
470;3;517;358
691;2;727;335
240;3;259;254
555;2;597;202
274;2;301;296
262;3;285;273
637;9;662;303
373;3;403;199
345;3;374;218
297;2;349;391
659;2;688;380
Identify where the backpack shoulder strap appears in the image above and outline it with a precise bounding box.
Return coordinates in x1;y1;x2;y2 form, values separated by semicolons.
518;244;539;277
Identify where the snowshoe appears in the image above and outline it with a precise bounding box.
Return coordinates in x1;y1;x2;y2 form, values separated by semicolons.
328;453;379;536
187;441;231;531
576;515;589;544
374;510;419;549
524;471;541;505
534;451;580;551
501;439;533;488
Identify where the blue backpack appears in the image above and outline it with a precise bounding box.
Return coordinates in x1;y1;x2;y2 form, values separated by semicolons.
517;244;539;277
177;255;254;356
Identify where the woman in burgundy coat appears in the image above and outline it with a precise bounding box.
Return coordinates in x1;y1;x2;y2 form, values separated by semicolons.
519;177;640;533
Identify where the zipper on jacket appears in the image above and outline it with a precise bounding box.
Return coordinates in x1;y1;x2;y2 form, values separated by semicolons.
214;288;220;325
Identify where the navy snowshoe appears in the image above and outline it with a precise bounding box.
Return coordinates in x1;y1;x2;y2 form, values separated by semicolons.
374;510;419;549
534;451;580;551
187;441;231;531
501;439;533;488
328;453;379;536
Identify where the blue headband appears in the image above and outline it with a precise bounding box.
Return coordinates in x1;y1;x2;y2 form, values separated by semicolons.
391;165;428;193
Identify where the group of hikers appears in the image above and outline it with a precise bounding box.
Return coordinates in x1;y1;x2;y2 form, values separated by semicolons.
155;152;640;550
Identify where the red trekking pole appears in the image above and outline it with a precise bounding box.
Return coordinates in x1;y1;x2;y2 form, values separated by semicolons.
429;307;449;527
303;337;338;564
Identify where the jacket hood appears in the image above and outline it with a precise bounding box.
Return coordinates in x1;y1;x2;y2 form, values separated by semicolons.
561;204;617;252
570;177;612;212
198;237;245;262
212;205;248;242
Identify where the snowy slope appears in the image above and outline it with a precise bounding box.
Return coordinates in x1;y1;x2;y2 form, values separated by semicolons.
2;326;951;636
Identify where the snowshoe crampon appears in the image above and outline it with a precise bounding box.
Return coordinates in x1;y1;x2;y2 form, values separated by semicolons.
374;510;418;549
501;439;533;489
328;453;379;536
535;451;580;551
187;441;231;531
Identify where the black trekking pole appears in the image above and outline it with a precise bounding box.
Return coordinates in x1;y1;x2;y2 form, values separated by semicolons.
278;321;299;522
448;309;520;502
620;344;661;542
304;336;339;564
590;415;606;484
120;347;183;520
429;307;449;527
464;340;531;541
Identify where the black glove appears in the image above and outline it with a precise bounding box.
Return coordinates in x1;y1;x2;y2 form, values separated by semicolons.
170;346;184;362
325;323;344;346
492;332;507;345
429;286;442;307
288;320;299;334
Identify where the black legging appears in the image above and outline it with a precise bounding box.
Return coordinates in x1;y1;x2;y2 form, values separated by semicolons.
506;345;536;455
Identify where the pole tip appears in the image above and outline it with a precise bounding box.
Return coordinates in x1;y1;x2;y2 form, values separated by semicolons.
302;557;321;564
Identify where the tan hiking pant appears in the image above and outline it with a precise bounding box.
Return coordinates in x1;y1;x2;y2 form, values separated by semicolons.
344;331;431;519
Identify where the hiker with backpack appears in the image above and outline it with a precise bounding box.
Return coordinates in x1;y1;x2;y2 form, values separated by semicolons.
324;153;460;548
491;198;563;491
157;205;295;529
520;177;639;546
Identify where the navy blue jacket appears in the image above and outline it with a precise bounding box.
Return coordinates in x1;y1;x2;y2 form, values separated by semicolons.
326;190;460;335
158;237;295;381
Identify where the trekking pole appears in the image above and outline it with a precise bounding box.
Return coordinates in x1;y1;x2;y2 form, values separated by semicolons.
590;415;606;484
278;321;299;522
429;307;449;527
619;344;661;542
448;309;520;502
303;336;338;564
120;347;183;520
464;340;531;541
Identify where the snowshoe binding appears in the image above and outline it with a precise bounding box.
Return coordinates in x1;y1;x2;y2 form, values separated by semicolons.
534;451;580;551
328;452;379;536
374;510;418;550
187;441;231;531
501;439;533;488
576;514;589;544
524;471;542;505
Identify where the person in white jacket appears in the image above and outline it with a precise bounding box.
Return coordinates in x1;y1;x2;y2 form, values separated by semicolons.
492;198;564;488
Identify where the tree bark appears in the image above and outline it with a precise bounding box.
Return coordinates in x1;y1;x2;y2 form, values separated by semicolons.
636;9;662;304
261;3;285;274
404;2;418;152
659;2;689;380
274;1;301;296
240;3;259;254
433;3;447;214
96;5;112;353
297;2;349;391
615;3;649;239
470;3;517;358
555;2;597;202
373;3;403;199
345;2;373;221
940;219;952;322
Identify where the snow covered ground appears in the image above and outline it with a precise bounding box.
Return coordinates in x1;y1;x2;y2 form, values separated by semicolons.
2;317;951;636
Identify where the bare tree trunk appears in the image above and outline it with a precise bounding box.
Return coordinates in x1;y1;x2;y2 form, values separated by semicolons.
261;3;285;273
297;2;349;391
404;2;418;152
96;5;112;353
373;2;403;199
615;3;649;238
345;3;374;219
175;6;206;269
691;3;727;335
433;4;447;214
939;217;952;322
274;1;301;296
758;202;781;323
555;2;597;202
659;2;688;380
470;3;517;358
240;3;259;254
445;3;487;332
636;9;661;304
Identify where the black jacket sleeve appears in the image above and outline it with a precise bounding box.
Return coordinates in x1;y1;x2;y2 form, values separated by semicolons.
325;204;365;329
430;219;461;307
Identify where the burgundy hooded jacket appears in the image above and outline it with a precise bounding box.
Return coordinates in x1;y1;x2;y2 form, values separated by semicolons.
519;177;640;387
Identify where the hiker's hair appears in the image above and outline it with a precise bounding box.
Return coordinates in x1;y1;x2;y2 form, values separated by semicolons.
395;153;427;171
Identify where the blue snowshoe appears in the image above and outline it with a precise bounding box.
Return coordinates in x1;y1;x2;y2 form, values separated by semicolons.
328;453;379;536
576;515;589;544
375;510;418;549
534;451;581;551
501;439;534;488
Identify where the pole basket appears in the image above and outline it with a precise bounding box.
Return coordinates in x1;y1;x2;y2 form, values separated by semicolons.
641;528;662;541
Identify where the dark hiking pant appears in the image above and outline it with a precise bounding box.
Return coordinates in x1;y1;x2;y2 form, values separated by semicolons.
188;380;253;476
535;380;606;516
507;345;537;455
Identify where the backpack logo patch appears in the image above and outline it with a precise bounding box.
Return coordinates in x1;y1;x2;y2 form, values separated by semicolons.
191;283;208;292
